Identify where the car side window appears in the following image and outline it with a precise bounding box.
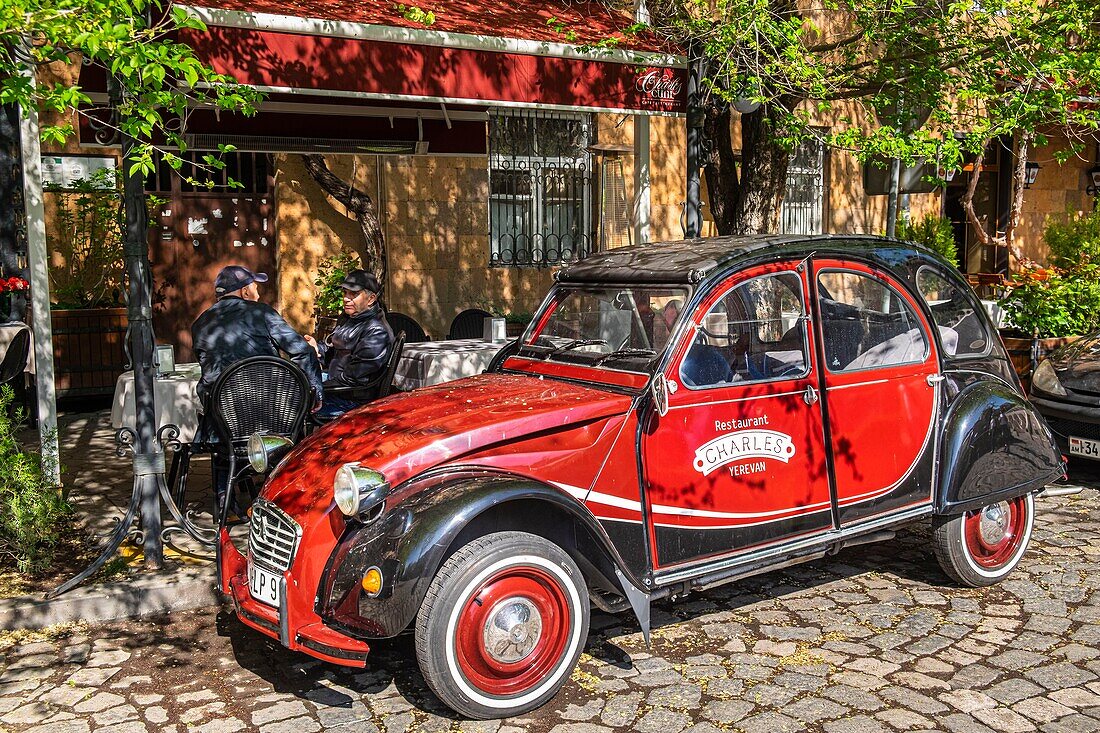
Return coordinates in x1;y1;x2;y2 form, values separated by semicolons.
818;270;928;372
915;267;991;357
679;272;809;389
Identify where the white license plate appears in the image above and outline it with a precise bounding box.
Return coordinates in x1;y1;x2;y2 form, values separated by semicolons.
1069;436;1100;461
248;560;282;607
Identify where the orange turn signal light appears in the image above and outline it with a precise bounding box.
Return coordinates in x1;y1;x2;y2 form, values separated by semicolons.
361;567;383;596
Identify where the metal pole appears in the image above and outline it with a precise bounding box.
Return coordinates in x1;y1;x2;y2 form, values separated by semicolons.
16;50;60;483
885;157;901;237
685;47;704;238
633;0;651;245
121;122;163;570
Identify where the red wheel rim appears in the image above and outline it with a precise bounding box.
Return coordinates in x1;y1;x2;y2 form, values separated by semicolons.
453;565;572;697
963;496;1029;569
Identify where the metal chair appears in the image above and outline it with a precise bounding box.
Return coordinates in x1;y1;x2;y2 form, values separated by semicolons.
484;337;521;373
386;312;428;343
0;328;29;391
172;356;312;525
448;308;493;340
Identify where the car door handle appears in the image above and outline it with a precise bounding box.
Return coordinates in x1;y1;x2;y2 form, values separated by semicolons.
927;374;946;386
803;384;819;405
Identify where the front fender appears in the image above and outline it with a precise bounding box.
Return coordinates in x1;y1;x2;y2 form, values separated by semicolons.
938;379;1063;514
317;469;640;638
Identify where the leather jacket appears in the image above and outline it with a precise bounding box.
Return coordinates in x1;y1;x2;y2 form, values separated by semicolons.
320;303;394;389
191;296;324;403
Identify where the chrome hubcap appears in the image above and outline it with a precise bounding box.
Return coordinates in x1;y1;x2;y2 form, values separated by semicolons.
483;597;543;664
978;502;1010;545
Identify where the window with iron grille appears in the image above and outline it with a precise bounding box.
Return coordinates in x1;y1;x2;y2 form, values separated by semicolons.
145;151;272;195
780;138;826;235
489;112;594;267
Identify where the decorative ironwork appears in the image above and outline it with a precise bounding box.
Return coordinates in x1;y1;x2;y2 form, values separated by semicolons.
49;423;215;598
489;111;594;268
781;138;826;236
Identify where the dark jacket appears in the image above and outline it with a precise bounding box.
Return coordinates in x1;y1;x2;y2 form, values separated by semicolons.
191;296;323;403
319;303;394;390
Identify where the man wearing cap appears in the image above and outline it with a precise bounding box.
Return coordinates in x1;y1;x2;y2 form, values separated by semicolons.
192;265;324;405
305;269;394;419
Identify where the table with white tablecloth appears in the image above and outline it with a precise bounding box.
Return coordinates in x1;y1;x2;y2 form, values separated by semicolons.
111;362;203;443
393;339;509;391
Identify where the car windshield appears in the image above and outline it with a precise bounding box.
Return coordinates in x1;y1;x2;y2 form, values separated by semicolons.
520;286;690;373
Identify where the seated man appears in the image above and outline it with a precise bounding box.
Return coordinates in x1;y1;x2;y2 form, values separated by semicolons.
191;265;323;517
192;265;323;405
308;269;394;420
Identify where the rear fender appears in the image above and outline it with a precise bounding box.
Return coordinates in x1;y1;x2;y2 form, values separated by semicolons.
319;470;646;638
938;379;1063;514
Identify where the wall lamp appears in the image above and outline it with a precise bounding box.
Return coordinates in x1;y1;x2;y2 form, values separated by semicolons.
1086;164;1100;196
1023;161;1041;189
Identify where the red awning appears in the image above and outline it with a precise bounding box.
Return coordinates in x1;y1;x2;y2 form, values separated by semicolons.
175;0;687;115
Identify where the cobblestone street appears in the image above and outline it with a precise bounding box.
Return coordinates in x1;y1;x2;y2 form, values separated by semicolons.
3;474;1100;733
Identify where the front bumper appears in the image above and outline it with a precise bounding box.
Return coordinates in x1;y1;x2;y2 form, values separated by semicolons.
1031;394;1100;451
219;528;371;667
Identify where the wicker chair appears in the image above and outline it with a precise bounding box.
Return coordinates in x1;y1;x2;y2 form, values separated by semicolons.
386;312;428;343
0;328;29;391
448;308;493;340
181;357;312;525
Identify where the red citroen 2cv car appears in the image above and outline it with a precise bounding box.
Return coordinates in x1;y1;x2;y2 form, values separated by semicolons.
220;235;1063;719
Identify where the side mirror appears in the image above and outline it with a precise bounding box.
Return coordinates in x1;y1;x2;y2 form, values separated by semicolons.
651;374;670;417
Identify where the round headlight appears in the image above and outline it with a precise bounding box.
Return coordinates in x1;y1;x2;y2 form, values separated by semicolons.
334;465;362;516
333;464;389;518
247;433;294;473
248;433;268;473
1032;359;1067;397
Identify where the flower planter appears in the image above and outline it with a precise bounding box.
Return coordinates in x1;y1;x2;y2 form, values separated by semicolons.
50;307;129;397
1000;332;1080;389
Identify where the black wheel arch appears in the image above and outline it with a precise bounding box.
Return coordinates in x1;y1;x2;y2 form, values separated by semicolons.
937;377;1063;514
318;468;645;638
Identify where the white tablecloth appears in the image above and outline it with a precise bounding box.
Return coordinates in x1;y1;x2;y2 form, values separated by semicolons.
111;363;202;443
0;322;34;375
394;339;508;391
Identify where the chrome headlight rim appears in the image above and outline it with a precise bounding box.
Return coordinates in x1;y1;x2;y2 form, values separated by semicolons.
333;463;389;519
247;432;294;473
1032;359;1067;397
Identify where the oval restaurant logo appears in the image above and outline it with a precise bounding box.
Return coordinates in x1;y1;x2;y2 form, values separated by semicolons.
694;430;797;476
635;69;683;102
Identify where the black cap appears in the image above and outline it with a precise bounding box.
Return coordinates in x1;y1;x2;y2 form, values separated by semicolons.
338;269;381;294
215;265;268;296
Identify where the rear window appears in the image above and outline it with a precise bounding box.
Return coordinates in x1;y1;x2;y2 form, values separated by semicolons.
915;267;991;358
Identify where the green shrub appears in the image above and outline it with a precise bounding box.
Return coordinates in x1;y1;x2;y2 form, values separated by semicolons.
313;250;361;317
999;263;1100;338
896;215;959;266
0;387;69;573
1043;208;1100;269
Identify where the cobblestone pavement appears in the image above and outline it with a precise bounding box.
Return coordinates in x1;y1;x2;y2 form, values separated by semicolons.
4;473;1100;733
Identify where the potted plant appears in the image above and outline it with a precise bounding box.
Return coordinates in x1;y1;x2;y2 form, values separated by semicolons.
997;210;1100;384
896;214;959;267
0;276;30;324
313;250;361;342
45;170;129;396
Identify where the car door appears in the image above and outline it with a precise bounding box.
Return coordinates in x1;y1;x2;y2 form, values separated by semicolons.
641;263;835;570
812;260;940;526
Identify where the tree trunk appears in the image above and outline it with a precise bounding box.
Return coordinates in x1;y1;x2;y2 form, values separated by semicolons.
703;100;793;236
734;102;793;234
301;154;387;283
961;135;1028;268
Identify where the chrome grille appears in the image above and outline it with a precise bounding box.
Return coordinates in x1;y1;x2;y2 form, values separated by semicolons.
248;500;301;573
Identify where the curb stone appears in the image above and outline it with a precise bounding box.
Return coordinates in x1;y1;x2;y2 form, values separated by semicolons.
0;564;223;631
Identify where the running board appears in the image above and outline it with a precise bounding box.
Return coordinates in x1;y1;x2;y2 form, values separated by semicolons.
830;530;895;553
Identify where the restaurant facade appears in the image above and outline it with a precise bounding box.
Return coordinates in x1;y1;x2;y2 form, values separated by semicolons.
39;0;1100;360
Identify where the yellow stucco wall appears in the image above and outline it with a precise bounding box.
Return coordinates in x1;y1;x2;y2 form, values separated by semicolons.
1014;129;1097;265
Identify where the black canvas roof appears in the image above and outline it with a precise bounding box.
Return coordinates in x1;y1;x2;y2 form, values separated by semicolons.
557;234;916;285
